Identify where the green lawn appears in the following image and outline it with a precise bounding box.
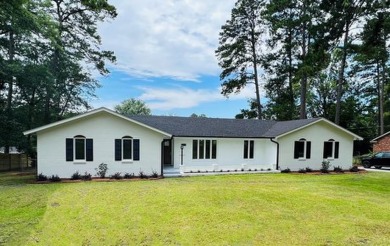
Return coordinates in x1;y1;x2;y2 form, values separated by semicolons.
1;171;389;245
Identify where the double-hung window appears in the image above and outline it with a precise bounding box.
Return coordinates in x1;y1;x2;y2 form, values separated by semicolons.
294;138;311;159
244;140;254;159
192;139;217;159
66;135;93;162
115;136;140;161
323;139;339;159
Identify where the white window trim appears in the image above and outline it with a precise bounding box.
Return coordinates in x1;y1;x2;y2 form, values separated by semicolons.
74;137;86;163
296;139;309;160
122;137;133;162
193;139;217;160
244;140;254;159
324;141;336;160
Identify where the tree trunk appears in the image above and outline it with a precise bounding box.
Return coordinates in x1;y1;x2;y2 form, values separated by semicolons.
250;27;262;119
335;21;349;125
288;27;294;119
5;30;15;154
300;18;307;119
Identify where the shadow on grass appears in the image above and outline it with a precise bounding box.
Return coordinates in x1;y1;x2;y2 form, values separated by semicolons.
0;171;61;245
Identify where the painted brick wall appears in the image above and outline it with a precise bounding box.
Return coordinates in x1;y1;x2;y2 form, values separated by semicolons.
373;136;390;152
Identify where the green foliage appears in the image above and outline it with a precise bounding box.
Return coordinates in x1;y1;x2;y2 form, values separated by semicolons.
216;0;265;118
114;98;151;116
36;173;47;181
110;172;122;180
49;175;61;182
123;172;135;179
0;0;117;155
71;171;82;180
281;168;291;173
321;160;331;173
95;163;108;178
81;172;92;181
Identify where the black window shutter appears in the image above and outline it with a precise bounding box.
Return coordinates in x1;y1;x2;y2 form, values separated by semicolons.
66;138;73;161
323;143;327;158
335;142;339;159
133;139;140;161
294;141;299;159
86;139;93;161
306;141;311;159
115;139;122;161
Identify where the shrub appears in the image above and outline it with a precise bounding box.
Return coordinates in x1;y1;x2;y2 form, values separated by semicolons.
81;172;92;181
281;168;291;173
139;171;147;179
349;166;359;172
49;175;61;182
305;167;313;172
220;169;223;172
150;170;159;178
248;169;252;171
267;168;271;171
321;160;331;173
111;172;122;180
123;173;135;179
197;170;201;173
241;168;244;171
333;166;344;173
95;163;108;178
298;168;306;173
37;173;48;181
71;171;82;180
254;169;257;171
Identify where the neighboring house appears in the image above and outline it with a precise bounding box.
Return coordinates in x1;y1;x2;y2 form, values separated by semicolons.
370;132;390;152
24;108;362;178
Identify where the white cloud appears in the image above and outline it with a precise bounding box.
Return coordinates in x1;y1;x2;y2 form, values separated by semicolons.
137;84;264;111
99;0;236;81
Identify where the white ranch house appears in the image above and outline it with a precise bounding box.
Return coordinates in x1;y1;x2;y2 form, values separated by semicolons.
24;108;362;178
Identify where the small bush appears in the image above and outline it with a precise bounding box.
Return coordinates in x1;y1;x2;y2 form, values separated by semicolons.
81;172;92;181
227;170;230;172
349;166;359;172
150;170;159;178
71;171;82;180
305;167;313;172
334;166;344;173
241;168;244;171
248;169;252;171
220;169;223;172
197;170;201;173
281;168;291;173
139;171;147;179
267;168;271;171
123;173;135;179
298;168;306;173
110;172;122;180
254;169;257;171
95;163;108;178
321;160;331;173
37;173;48;181
49;175;61;182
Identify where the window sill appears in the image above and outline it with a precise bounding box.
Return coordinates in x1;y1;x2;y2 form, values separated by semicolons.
73;161;86;164
298;158;306;161
122;160;133;164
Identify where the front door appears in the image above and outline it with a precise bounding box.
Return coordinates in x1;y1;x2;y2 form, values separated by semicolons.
163;139;172;165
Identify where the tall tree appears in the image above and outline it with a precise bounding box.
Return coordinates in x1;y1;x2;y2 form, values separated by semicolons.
263;0;329;119
216;0;264;119
43;0;117;123
115;99;151;116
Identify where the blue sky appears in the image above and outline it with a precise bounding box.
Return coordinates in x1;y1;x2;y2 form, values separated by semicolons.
90;0;261;118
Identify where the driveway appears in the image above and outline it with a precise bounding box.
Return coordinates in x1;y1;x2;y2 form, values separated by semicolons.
363;167;390;172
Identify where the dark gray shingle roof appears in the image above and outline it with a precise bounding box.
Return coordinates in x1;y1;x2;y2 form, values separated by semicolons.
129;115;321;138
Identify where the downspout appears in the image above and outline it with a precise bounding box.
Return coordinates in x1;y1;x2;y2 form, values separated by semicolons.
270;138;279;170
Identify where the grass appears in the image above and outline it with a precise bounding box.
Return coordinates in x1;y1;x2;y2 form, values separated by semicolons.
1;171;389;245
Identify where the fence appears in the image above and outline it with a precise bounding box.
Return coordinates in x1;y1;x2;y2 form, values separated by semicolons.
0;154;31;171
